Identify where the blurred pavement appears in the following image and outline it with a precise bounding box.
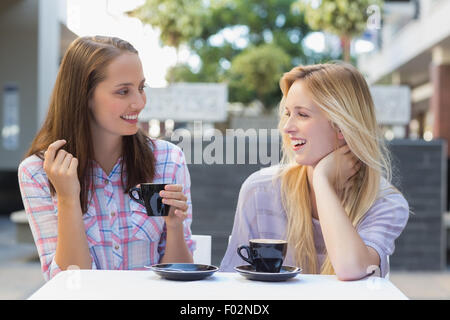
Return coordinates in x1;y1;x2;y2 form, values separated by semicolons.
1;216;449;300
0;216;44;299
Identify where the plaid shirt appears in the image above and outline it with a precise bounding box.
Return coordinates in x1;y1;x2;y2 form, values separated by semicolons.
18;139;195;281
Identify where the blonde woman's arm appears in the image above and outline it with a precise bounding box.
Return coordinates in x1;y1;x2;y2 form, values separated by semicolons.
312;145;379;281
313;175;380;280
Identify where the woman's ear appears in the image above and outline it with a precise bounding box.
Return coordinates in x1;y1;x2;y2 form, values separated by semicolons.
331;122;345;141
336;129;347;148
334;125;345;140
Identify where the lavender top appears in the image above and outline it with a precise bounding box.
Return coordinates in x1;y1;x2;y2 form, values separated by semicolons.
220;166;409;277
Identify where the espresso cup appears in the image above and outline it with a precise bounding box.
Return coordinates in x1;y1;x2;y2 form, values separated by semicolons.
237;239;287;273
129;183;170;217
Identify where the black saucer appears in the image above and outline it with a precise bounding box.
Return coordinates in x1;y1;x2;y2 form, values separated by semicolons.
147;263;219;281
234;265;302;282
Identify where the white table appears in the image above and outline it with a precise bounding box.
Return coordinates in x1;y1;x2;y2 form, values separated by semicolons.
28;270;408;300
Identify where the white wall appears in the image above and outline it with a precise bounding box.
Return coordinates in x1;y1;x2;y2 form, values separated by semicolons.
0;0;67;170
358;0;450;84
0;0;39;169
37;0;60;128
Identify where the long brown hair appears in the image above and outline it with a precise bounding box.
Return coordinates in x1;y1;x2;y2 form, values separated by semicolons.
25;36;156;214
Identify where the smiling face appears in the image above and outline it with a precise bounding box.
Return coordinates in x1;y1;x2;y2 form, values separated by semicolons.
282;79;344;167
89;52;146;139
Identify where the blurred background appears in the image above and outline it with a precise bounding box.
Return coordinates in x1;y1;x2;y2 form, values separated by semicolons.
0;0;449;299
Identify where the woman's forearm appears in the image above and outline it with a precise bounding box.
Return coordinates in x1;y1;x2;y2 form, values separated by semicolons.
160;225;193;263
313;176;378;280
54;196;92;270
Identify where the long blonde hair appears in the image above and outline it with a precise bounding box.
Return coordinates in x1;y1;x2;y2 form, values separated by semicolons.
277;62;395;274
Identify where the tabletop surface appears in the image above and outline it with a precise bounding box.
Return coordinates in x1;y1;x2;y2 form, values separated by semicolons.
28;270;408;300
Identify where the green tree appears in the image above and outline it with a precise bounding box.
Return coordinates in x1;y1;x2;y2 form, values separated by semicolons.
131;0;336;109
228;44;291;109
293;0;383;62
128;0;206;63
168;0;318;108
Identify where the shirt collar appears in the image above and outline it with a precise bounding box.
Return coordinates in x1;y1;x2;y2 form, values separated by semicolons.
90;157;123;185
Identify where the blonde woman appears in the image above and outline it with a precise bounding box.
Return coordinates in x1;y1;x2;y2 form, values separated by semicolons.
220;62;409;280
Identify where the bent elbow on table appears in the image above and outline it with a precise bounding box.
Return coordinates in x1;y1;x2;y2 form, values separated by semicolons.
335;269;367;281
334;261;378;281
334;247;382;281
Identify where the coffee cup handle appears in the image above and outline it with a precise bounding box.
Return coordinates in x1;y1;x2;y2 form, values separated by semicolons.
237;245;253;265
129;187;145;206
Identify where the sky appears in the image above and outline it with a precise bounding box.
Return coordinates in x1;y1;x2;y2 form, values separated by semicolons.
66;0;181;87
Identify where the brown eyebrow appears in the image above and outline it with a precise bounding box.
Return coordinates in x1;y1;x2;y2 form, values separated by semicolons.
115;79;146;87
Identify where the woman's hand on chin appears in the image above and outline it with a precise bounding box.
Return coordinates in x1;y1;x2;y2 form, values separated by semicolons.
313;144;361;190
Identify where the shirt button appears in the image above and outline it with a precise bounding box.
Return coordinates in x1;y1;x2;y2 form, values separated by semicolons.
114;244;120;250
111;212;116;217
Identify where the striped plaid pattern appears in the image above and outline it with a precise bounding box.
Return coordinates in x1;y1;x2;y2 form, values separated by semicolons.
18;139;195;281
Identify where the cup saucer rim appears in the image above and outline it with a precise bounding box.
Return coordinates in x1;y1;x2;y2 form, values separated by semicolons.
145;263;219;273
234;265;302;275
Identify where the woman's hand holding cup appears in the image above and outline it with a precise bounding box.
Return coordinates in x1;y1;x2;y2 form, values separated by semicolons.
159;184;189;229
